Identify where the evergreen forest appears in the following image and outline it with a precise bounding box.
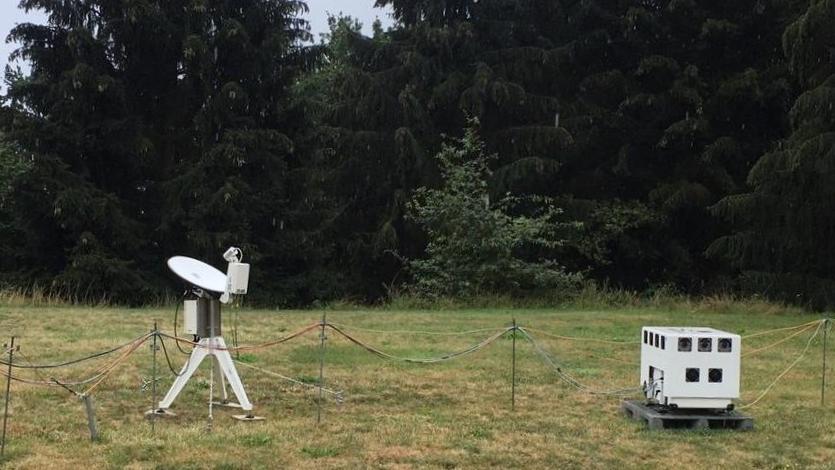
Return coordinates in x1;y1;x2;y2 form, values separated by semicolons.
1;0;834;308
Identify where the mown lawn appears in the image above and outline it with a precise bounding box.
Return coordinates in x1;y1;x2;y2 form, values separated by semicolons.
0;303;832;469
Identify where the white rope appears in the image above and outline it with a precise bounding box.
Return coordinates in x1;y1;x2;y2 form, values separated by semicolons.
741;319;823;339
739;320;824;409
742;321;821;357
521;327;639;345
234;360;344;402
325;322;503;337
327;324;511;364
518;328;643;397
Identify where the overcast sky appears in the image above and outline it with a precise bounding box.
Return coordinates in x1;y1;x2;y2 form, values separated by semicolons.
0;1;393;90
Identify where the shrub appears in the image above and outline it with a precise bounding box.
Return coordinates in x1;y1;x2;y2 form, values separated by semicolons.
404;120;582;298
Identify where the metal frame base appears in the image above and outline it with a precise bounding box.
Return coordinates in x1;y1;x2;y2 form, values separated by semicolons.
622;400;753;430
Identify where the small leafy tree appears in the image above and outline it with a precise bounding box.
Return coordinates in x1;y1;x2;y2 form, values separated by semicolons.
405;120;582;298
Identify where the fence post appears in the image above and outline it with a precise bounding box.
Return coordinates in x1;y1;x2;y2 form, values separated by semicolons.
151;322;158;433
823;318;830;407
511;319;517;411
317;313;327;424
1;336;16;457
82;394;99;442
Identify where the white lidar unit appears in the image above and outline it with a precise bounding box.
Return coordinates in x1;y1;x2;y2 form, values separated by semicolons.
640;327;741;410
149;247;262;421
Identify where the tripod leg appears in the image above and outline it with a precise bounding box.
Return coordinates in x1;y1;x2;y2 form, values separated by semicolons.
213;356;230;403
158;345;209;409
213;339;252;411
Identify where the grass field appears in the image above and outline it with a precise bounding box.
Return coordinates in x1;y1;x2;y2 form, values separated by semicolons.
0;302;832;469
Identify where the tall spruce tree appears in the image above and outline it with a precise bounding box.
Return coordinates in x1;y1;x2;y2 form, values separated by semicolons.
2;0;313;304
564;0;796;288
708;0;835;308
154;0;316;305
0;111;33;277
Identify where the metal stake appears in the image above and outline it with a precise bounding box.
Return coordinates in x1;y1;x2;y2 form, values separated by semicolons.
208;305;215;431
233;308;240;360
82;394;99;441
317;313;326;424
823;318;830;407
151;322;158;433
1;337;15;457
511;319;517;411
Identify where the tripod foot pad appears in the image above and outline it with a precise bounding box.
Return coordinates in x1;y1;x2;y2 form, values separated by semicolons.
232;414;265;421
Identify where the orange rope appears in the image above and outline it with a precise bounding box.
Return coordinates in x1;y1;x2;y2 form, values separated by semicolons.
82;333;152;396
158;322;321;352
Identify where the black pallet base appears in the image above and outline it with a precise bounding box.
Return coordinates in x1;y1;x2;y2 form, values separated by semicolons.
621;400;754;431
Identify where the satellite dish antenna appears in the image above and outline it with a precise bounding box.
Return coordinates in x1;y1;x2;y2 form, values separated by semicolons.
148;247;262;421
167;256;227;293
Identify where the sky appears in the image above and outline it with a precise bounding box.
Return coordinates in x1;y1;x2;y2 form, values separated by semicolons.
0;1;394;90
306;0;394;41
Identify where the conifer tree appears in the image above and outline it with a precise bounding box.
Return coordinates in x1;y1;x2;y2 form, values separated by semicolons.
154;0;316;304
2;0;313;303
709;0;835;308
321;0;798;297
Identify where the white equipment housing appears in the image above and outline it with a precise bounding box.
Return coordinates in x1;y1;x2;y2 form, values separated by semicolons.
640;327;741;409
226;262;250;295
184;300;198;335
182;298;222;337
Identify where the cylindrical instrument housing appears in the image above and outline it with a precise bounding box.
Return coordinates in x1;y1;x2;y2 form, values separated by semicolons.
192;297;221;337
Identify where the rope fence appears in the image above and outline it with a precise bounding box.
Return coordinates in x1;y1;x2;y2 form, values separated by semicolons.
517;327;644;397
0;315;830;448
741;321;821;358
326;323;511;364
738;320;826;409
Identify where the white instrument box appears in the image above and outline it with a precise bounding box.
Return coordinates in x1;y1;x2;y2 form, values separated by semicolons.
640;327;740;409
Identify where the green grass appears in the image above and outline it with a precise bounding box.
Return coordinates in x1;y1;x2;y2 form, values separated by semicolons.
0;303;832;468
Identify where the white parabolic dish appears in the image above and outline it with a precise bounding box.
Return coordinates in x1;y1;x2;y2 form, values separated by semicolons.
167;256;227;293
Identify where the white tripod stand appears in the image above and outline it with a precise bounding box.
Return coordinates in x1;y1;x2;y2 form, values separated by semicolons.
157;336;254;415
